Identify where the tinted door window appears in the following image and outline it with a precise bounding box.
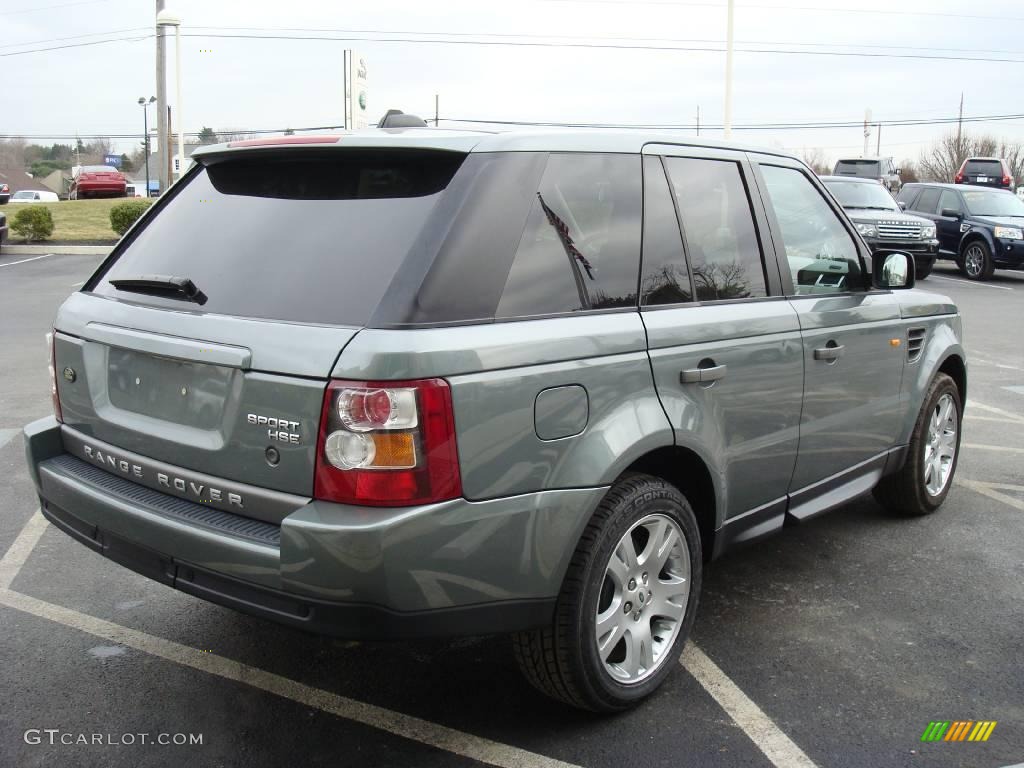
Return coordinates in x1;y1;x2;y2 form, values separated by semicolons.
640;156;691;305
913;188;941;214
663;157;767;301
759;165;862;295
496;153;641;318
938;190;962;215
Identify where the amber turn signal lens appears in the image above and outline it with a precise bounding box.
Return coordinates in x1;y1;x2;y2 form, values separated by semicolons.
369;432;417;469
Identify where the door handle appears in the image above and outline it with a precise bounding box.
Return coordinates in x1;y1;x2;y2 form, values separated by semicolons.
813;344;846;361
680;364;728;384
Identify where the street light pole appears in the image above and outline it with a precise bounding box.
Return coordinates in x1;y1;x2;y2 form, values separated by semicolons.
138;96;155;197
157;10;183;181
155;0;168;194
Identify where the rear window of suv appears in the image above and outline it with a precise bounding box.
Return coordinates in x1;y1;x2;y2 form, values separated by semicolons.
834;160;881;178
90;151;465;325
963;160;1003;175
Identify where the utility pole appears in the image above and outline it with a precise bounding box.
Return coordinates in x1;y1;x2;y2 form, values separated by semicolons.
876;122;881;156
863;108;872;157
723;0;734;139
696;105;700;136
435;93;440;126
956;92;964;145
155;0;168;194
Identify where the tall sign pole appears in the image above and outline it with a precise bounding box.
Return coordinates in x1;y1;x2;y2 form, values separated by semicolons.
155;0;168;194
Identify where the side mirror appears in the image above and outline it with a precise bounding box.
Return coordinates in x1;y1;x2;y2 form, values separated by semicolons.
873;251;915;290
941;207;962;219
898;201;907;210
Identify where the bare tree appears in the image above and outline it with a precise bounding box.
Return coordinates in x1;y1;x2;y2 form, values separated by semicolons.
800;147;831;175
918;131;1024;183
898;159;920;184
216;128;258;142
0;137;28;168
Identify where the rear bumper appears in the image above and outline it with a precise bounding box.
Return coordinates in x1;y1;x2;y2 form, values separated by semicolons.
24;417;601;638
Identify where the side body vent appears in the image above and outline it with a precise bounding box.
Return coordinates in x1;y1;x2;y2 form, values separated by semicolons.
907;327;927;362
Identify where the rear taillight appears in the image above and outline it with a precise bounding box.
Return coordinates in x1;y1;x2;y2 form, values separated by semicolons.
46;332;63;423
1003;174;1012;186
954;171;964;183
314;379;462;506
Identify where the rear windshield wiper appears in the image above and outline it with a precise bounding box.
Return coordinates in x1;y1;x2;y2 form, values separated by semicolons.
108;274;208;305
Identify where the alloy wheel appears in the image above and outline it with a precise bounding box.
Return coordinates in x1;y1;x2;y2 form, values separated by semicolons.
964;245;985;278
595;513;690;684
923;393;957;497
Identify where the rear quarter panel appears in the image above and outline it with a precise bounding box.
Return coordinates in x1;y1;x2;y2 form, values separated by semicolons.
333;313;674;500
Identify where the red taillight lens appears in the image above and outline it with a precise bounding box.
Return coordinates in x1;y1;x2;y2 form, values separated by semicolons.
314;379;462;506
47;332;63;423
1003;174;1012;186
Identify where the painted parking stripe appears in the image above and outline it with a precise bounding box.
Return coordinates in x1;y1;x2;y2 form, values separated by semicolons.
0;510;48;591
0;508;823;768
0;585;586;768
963;443;1024;454
0;254;50;268
0;428;20;451
929;275;1013;291
681;645;818;768
967;400;1024;424
960;479;1024;512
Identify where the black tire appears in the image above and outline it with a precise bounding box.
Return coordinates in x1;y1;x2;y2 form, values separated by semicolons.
960;240;995;280
513;473;702;711
873;373;962;516
915;259;933;280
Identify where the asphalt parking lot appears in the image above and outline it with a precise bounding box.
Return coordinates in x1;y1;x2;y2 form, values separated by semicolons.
1;252;1022;768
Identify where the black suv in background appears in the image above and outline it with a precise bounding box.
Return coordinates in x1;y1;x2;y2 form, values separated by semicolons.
955;157;1015;192
821;176;937;278
897;182;1024;280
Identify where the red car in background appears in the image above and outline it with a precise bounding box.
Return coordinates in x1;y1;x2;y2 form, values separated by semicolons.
69;165;127;199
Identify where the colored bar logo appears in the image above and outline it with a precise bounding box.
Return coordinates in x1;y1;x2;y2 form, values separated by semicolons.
921;721;997;742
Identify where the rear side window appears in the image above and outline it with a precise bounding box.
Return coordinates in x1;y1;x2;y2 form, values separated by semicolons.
90;152;465;325
835;160;881;178
913;188;941;214
495;153;641;318
964;159;1002;175
663;157;767;301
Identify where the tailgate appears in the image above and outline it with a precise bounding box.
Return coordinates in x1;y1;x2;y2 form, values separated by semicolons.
53;293;358;500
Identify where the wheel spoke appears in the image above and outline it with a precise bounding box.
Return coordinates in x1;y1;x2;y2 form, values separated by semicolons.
648;592;686;621
616;535;640;573
637;518;667;567
940;429;957;457
596;611;626;661
606;549;629;587
622;624;655;677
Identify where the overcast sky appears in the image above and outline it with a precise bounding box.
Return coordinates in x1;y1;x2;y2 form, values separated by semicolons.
5;0;1024;163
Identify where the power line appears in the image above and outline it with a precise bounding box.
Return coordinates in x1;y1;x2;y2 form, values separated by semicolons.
187;25;1024;57
0;27;148;51
6;112;1024;141
538;0;1024;23
0;34;151;57
0;0;116;17
440;113;1024;131
174;31;1024;65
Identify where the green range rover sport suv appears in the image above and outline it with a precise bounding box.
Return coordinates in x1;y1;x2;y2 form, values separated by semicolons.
24;129;967;711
